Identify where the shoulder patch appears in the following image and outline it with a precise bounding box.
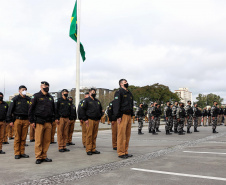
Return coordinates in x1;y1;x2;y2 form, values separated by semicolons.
115;96;118;99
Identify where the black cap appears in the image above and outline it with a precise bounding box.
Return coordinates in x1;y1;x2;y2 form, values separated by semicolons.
61;89;69;93
0;92;3;96
41;81;49;86
19;85;27;90
85;92;89;95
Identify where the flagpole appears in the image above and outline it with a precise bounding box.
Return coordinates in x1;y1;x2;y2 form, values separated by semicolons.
75;0;81;108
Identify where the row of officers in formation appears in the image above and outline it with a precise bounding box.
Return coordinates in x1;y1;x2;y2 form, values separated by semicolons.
0;79;135;163
0;79;222;164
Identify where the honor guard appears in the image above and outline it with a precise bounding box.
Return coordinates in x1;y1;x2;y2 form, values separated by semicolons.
29;81;55;164
185;100;193;133
136;103;145;135
164;101;172;135
7;85;30;159
193;104;200;132
176;102;186;135
0;92;8;154
211;101;219;133
172;101;179;133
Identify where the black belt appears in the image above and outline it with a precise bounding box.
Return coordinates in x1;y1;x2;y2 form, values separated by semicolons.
16;116;28;120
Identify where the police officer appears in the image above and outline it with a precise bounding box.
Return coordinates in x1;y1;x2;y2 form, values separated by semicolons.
148;103;154;133
176;102;186;135
0;92;8;154
172;101;179;133
169;103;174;132
107;100;117;150
156;104;162;132
80;88;102;155
55;89;72;152
67;97;76;146
151;102;158;135
202;107;208;126
113;79;133;159
7;85;30;159
29;81;55;164
207;107;211;126
164;101;172;135
77;92;89;148
193;104;199;132
136;103;145;135
185;100;193;133
211;101;219;133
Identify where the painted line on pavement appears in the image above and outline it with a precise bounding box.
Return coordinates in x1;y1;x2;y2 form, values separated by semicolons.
183;151;226;155
131;168;226;181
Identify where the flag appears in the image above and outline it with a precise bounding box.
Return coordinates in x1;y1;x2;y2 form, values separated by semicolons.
70;1;86;62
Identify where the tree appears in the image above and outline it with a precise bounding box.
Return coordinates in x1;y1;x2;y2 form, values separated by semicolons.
195;93;224;108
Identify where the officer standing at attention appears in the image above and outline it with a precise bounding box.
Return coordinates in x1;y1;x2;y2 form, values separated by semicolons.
113;79;134;159
136;103;144;135
0;92;8;154
55;89;72;152
176;102;186;135
77;92;89;148
164;101;172;135
172;101;179;133
80;88;102;155
169;103;174;132
29;81;55;164
207;107;212;126
151;102;158;135
107;100;117;150
67;97;76;146
7;85;30;159
155;104;162;132
211;101;219;133
148;103;154;133
185;100;193;134
193;104;200;132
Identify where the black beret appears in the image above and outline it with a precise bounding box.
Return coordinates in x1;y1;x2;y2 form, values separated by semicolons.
41;81;49;86
19;85;27;90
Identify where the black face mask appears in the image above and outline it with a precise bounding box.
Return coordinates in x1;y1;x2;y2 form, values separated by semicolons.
91;93;96;98
182;105;184;107
0;97;3;101
124;83;129;88
64;94;68;98
43;87;49;93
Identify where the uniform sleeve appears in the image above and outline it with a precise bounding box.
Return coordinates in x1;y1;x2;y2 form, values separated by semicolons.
80;100;88;121
70;105;77;120
6;98;16;123
99;101;103;120
52;99;55;121
55;100;60;120
176;108;180;119
193;108;196;117
28;95;37;123
113;91;122;119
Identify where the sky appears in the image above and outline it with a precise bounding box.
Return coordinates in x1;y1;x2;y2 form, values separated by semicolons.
1;0;226;102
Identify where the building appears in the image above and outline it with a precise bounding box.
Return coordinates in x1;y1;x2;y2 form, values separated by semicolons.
175;88;192;105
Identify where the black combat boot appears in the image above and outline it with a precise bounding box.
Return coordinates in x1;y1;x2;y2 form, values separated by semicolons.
213;129;218;133
138;129;144;135
152;129;158;135
178;130;185;135
187;128;192;134
170;128;173;132
194;128;199;132
166;130;172;135
149;129;152;133
156;128;161;132
174;128;178;133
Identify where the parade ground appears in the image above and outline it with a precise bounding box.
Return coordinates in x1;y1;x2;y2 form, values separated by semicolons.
1;122;226;185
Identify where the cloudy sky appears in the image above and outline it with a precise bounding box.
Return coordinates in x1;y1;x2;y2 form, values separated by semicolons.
1;0;226;102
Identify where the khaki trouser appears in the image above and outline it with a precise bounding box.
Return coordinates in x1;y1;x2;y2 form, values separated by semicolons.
3;124;9;142
51;121;56;142
217;115;222;125
68;120;75;143
8;125;14;138
86;119;99;152
203;117;207;126
107;116;110;125
35;122;52;160
132;116;135;124
81;121;86;147
101;115;105;123
0;122;6;150
14;119;29;155
198;117;202;126
57;118;69;150
224;116;226;126
30;124;35;140
208;116;211;126
145;116;148;123
117;114;132;156
111;121;117;148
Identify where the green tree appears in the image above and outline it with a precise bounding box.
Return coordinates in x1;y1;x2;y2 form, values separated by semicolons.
195;93;223;108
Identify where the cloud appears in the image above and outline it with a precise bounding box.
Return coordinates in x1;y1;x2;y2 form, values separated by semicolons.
1;0;226;104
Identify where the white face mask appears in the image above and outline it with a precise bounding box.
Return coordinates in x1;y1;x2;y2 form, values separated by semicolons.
22;91;27;95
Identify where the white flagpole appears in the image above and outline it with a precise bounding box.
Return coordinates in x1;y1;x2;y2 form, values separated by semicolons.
75;0;81;108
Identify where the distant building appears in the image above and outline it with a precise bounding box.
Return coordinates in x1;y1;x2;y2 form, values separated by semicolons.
175;88;192;105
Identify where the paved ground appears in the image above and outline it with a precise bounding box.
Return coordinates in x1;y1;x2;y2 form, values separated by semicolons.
1;121;226;185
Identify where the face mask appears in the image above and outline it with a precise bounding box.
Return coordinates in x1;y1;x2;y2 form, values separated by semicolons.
43;87;49;93
64;94;68;98
22;91;27;96
124;83;129;88
182;105;184;107
91;93;96;98
0;97;3;101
